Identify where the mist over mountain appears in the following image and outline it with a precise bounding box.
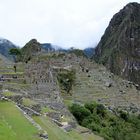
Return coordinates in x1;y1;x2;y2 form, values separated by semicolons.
41;43;55;52
84;47;95;58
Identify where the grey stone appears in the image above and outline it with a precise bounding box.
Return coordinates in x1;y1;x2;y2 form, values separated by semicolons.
105;82;112;87
39;133;48;139
62;124;73;132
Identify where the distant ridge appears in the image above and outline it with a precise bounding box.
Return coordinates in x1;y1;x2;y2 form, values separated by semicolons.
0;38;17;60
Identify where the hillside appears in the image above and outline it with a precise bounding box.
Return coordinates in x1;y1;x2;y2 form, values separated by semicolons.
0;44;140;140
0;2;140;140
0;38;17;60
0;51;104;140
94;2;140;86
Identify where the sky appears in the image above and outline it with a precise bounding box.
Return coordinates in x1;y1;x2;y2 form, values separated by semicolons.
0;0;139;49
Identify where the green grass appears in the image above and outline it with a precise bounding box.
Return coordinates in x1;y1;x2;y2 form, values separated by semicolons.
41;106;54;114
0;72;24;75
2;91;16;97
0;63;24;73
63;99;73;107
22;98;37;106
33;116;102;140
16;64;25;72
0;101;41;140
3;82;30;88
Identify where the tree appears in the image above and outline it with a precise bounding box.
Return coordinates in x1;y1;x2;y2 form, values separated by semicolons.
9;48;21;62
84;102;97;113
57;70;75;95
96;104;106;117
69;104;91;124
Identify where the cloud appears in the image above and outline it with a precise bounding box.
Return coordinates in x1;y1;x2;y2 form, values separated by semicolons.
0;0;139;48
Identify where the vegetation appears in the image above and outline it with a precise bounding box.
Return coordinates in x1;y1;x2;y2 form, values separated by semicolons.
22;98;37;107
57;70;75;94
9;48;21;62
41;106;54;114
0;101;40;140
9;48;21;56
69;49;85;57
69;102;140;140
33;116;100;140
69;103;91;124
2;90;16;97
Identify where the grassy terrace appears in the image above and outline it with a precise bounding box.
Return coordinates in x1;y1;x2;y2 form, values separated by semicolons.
33;116;102;140
0;101;41;140
22;98;37;106
2;91;16;97
3;82;30;88
0;72;24;75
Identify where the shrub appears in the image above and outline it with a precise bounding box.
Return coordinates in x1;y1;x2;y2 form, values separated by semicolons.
89;122;101;133
69;104;91;124
57;70;75;94
138;114;140;119
84;102;97;113
69;101;140;140
82;114;101;128
81;115;94;127
9;48;21;62
119;110;129;121
96;104;106;117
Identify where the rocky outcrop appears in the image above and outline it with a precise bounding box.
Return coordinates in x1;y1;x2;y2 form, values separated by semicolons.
94;2;140;86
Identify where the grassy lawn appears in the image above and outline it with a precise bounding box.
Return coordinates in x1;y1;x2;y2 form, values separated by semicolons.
0;101;41;140
63;99;73;107
41;106;54;114
3;82;30;88
2;91;16;97
33;116;102;140
22;98;37;106
0;72;24;75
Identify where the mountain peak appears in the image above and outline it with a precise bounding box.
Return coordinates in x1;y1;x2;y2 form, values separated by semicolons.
125;2;140;8
21;39;42;62
94;2;140;86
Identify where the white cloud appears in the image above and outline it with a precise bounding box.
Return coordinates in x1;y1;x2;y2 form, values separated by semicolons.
0;0;139;48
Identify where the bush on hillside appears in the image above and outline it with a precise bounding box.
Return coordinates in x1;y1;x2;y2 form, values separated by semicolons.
84;102;97;113
69;102;140;140
69;103;91;124
57;70;75;94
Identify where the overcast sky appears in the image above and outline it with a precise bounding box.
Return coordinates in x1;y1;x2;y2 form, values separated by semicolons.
0;0;139;49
